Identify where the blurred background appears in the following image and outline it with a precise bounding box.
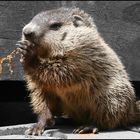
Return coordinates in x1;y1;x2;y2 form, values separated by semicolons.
0;1;140;126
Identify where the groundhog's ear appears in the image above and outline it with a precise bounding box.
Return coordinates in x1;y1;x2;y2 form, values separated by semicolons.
72;15;85;27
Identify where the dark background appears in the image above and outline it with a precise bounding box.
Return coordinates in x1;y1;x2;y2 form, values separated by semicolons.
0;1;140;126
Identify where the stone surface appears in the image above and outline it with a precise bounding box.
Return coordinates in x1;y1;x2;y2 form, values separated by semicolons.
0;123;140;139
0;1;140;80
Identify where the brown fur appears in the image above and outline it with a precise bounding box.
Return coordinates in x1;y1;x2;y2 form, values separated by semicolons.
19;7;140;134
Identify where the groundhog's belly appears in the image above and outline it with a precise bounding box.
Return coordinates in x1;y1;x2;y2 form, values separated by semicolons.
55;87;95;124
56;87;133;129
61;100;94;124
27;73;134;129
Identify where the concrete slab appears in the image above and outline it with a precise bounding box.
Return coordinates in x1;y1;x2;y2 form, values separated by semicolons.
0;123;140;139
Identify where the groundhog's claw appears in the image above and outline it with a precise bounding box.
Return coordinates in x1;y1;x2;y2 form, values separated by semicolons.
73;126;99;134
25;123;45;136
17;40;33;46
16;40;35;63
16;40;33;52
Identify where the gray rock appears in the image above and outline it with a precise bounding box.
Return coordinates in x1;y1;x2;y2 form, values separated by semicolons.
0;123;140;139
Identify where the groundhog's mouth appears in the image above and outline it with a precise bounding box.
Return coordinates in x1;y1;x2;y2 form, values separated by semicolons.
23;35;35;45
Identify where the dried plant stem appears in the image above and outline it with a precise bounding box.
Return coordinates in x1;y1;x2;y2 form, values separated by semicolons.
0;48;19;75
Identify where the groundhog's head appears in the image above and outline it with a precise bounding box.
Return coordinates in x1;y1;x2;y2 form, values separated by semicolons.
22;7;98;58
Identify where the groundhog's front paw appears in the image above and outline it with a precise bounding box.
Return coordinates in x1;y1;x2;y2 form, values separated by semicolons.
16;40;35;63
25;123;45;136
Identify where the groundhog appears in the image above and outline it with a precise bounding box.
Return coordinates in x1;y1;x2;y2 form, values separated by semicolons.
17;7;140;135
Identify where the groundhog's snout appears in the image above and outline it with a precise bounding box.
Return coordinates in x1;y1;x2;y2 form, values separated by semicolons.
22;23;39;43
23;28;35;41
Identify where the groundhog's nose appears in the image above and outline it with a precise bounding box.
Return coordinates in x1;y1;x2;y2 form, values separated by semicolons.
22;23;37;41
23;29;35;40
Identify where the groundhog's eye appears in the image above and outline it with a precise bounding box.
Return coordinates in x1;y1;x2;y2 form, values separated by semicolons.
49;23;62;31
